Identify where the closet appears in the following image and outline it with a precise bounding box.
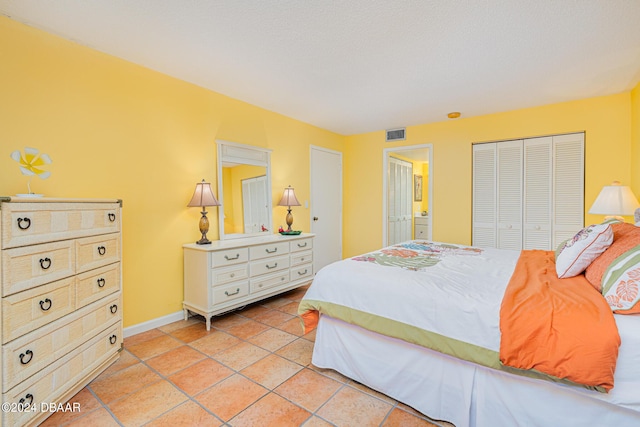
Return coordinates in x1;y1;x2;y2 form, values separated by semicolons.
472;132;584;251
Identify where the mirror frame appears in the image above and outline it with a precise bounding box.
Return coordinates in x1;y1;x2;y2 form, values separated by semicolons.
216;139;273;240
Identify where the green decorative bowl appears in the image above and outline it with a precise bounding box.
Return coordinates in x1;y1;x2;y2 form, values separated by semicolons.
279;230;302;235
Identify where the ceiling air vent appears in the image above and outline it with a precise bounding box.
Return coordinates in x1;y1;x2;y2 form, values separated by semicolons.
386;128;406;142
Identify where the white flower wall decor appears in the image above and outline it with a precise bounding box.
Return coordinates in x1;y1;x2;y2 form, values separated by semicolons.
10;147;52;197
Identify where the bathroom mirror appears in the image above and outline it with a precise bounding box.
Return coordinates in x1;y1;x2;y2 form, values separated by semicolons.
216;140;273;240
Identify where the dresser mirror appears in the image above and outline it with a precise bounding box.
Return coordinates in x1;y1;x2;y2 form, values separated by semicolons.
216;140;273;240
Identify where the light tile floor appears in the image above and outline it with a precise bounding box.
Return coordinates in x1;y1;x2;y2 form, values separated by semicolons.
40;286;451;427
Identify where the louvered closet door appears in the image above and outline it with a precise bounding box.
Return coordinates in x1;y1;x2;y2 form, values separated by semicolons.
388;157;412;245
523;137;552;249
497;140;523;250
472;144;497;248
553;133;585;247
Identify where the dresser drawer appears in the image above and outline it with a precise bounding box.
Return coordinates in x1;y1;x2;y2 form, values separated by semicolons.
291;250;312;267
212;264;248;286
2;240;75;297
291;263;313;281
250;255;290;276
290;238;313;253
2;277;76;344
250;272;289;293
1;201;120;250
212;281;249;306
211;248;249;267
2;293;121;392
250;241;289;260
2;324;121;427
76;233;120;273
76;263;120;308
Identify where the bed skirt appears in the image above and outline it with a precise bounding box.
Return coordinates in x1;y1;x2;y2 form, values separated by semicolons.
312;315;640;427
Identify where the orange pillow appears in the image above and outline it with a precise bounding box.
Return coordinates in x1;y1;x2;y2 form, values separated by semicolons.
585;222;640;291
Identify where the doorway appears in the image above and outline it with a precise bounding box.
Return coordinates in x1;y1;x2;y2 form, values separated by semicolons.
383;144;433;247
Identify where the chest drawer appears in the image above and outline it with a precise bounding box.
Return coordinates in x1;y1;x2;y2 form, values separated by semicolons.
212;264;248;286
211;248;249;267
290;238;313;253
250;241;289;260
212;281;249;306
1;202;121;250
2;324;121;427
291;263;313;281
250;271;289;293
76;233;121;273
2;240;75;297
2;292;121;392
76;263;120;308
291;250;312;266
250;255;290;277
2;277;76;344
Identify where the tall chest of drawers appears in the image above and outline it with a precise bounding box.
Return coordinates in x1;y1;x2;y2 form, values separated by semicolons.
183;233;314;330
0;198;123;427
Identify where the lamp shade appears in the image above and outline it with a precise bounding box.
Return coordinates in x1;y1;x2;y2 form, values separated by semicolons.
278;185;301;207
589;181;640;216
187;179;220;207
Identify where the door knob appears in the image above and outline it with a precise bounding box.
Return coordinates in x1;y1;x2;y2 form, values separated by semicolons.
313;217;319;221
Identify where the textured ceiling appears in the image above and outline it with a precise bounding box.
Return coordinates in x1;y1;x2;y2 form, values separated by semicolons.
2;0;640;135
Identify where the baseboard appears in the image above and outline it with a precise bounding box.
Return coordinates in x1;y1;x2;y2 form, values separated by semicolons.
123;310;184;338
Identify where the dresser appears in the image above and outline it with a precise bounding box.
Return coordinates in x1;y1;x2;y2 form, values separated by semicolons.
0;197;123;427
183;233;314;330
414;215;429;239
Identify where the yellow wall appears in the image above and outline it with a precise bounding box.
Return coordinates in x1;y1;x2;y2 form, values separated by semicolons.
631;81;640;194
344;94;632;257
0;16;344;327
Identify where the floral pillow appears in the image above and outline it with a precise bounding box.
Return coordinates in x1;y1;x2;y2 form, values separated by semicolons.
601;245;640;314
555;223;613;278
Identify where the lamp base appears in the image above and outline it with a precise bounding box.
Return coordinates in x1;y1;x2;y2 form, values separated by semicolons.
196;236;212;245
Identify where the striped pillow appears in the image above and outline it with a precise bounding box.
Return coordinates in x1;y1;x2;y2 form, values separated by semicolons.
585;222;640;291
601;246;640;314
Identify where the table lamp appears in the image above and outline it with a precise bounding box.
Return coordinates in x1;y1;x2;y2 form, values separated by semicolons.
278;185;301;231
589;181;640;221
187;179;220;244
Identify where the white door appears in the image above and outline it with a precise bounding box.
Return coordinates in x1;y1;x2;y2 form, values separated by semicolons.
388;157;413;245
310;146;342;273
496;140;523;250
523;137;552;249
242;175;268;233
553;133;585;246
472;143;497;248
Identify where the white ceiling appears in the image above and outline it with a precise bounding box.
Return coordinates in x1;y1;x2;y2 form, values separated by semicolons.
2;1;640;136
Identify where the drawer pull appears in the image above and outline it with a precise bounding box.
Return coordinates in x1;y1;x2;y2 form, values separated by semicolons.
17;217;32;230
266;262;278;269
97;246;106;256
224;253;240;261
298;269;308;276
108;213;116;222
19;393;33;406
39;257;52;270
230;273;235;278
97;278;106;288
110;304;118;314
300;257;305;261
39;298;52;311
297;242;308;248
265;247;278;253
225;288;240;297
109;335;117;345
19;350;34;365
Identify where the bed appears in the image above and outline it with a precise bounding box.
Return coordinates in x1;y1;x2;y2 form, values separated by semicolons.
298;223;640;426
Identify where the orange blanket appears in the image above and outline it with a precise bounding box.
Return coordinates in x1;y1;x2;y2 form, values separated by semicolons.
499;250;620;392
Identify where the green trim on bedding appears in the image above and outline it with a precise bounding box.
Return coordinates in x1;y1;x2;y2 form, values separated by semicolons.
299;298;607;393
298;299;499;369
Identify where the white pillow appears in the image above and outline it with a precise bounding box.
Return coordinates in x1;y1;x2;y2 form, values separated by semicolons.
555;223;613;278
